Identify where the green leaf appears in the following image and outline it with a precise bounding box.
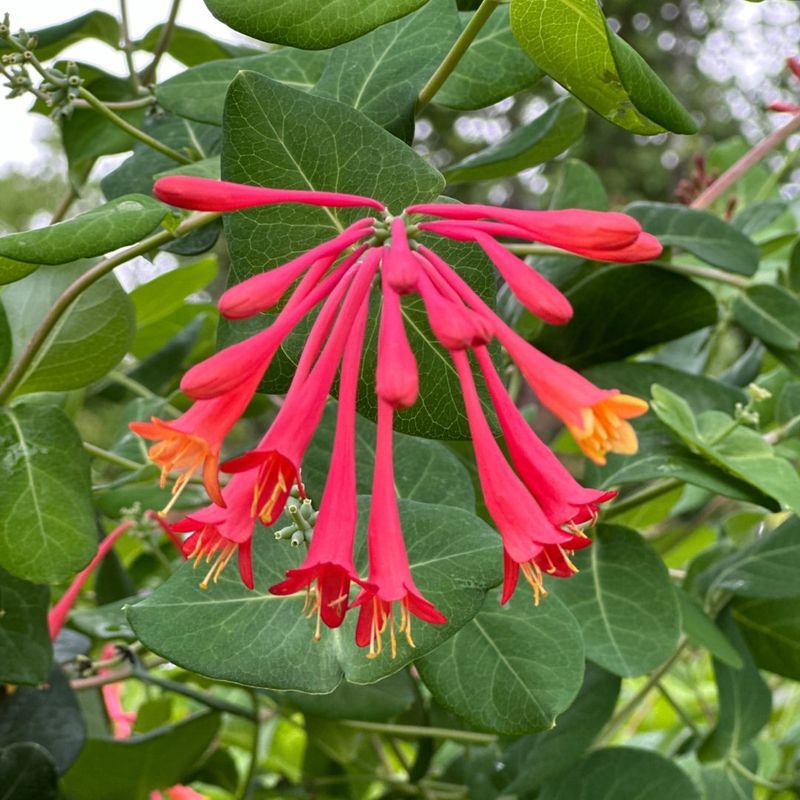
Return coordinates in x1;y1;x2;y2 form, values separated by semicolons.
136;24;257;66
0;743;58;800
550;158;608;211
283;670;417;722
0;12;119;60
547;524;681;677
502;663;621;795
509;0;695;135
625;202;760;276
538;747;701;800
220;71;493;439
0;666;84;774
534;265;718;370
2;263;134;394
0;256;38;286
0;195;167;268
702;515;800;599
302;405;476;511
61;713;221;800
128;499;502;692
417;588;584;734
71;598;136;641
676;589;743;669
0;304;10;376
130;258;218;328
776;380;800;424
732;595;800;681
732;285;800;349
701;609;771;759
651;385;800;515
437;6;544;110
314;0;460;140
156;51;329;126
202;0;430;48
0;405;95;584
0;566;52;686
101;116;222;201
444;97;586;183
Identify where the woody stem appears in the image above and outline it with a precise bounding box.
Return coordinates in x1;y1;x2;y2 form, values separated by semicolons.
0;211;219;404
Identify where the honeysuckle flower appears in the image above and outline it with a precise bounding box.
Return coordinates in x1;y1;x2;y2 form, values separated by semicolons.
351;400;446;658
451;349;590;604
172;470;260;589
135;175;659;649
269;294;372;634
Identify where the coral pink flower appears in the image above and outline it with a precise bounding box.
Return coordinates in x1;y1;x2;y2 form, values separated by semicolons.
376;269;418;409
352;400;446;658
383;217;421;293
154;175;384;212
451;350;590;604
223;250;381;526
172;470;260;589
269;293;372;634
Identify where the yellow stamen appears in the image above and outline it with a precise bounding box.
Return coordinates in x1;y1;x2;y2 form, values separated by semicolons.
520;562;547;606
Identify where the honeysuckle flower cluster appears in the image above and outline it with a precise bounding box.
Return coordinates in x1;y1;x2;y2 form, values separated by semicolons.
133;176;658;658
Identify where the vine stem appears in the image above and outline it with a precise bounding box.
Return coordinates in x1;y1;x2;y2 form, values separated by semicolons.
598;637;689;744
83;442;145;471
338;720;496;745
416;0;501;111
691;112;800;210
77;87;191;164
141;0;182;86
238;690;262;800
0;211;219;403
119;0;142;91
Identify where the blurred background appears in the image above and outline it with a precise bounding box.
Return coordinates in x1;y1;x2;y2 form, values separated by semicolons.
1;0;799;231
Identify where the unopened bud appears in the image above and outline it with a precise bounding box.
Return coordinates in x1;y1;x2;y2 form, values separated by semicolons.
290;530;306;547
747;383;772;403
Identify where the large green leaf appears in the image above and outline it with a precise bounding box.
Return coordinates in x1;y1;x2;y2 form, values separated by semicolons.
547;525;681;677
2;262;134;394
509;0;696;135
651;385;800;515
0;667;84;774
732;285;800;349
626;202;761;276
538;747;701;800
0;196;167;269
733;595;800;681
156;51;329;126
417;588;584;734
202;0;430;49
534;265;718;370
501;663;620;795
437;6;544;110
0;405;95;584
314;0;460;140
0;743;58;800
444;96;586;183
220;71;494;439
0;566;52;686
701;515;800;599
128;499;502;692
61;713;221;800
0;12;119;60
701;610;771;760
302;405;475;511
135;24;257;66
676;589;742;669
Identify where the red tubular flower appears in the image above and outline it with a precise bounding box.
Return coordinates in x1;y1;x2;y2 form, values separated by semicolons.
172;470;259;589
419;220;573;324
154;176;384;212
768;101;800;114
473;346;615;526
408;202;643;250
451;349;590;604
269;291;372;635
352;400;446;658
130;372;261;509
383;217;420;293
376;269;418;409
419;244;648;464
224;249;381;526
416;269;487;350
218;220;373;319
